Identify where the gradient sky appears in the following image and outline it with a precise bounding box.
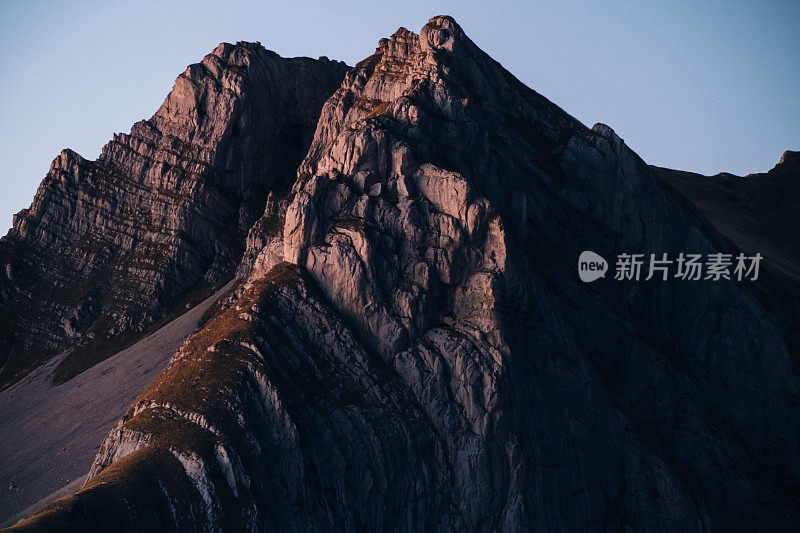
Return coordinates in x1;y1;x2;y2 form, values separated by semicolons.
1;0;798;234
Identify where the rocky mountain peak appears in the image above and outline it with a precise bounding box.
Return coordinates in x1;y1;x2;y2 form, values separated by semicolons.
773;149;800;174
4;15;800;533
0;44;347;388
226;18;800;529
373;15;469;70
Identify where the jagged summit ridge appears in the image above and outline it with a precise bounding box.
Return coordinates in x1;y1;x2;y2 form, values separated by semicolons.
6;16;800;532
0;42;347;387
301;16;582;181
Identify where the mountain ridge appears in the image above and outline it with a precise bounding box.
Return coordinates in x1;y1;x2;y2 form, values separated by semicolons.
0;43;348;389
653;149;800;286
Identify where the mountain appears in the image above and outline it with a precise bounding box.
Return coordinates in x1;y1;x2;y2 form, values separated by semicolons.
3;16;800;531
0;43;347;527
0;44;348;388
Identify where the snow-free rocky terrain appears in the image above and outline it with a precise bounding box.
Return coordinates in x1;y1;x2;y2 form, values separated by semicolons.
0;281;233;527
2;15;800;531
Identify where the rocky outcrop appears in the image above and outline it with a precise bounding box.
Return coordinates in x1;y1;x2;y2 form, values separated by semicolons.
773;150;800;175
0;44;348;387
7;16;800;532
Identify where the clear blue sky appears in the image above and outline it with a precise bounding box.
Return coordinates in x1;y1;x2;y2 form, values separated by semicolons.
1;1;798;234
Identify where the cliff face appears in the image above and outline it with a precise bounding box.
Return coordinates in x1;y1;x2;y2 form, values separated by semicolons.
0;44;348;386
6;16;800;532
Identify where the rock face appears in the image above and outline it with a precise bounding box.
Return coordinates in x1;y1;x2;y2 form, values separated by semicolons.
774;150;800;174
0;44;348;386
6;16;800;532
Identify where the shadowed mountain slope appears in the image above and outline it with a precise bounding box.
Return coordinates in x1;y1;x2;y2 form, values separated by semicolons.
653;151;800;286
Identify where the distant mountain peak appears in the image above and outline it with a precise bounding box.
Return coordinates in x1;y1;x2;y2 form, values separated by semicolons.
774;149;800;174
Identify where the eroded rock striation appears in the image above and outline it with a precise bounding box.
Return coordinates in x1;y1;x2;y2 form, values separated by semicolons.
0;44;348;386
7;16;800;532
